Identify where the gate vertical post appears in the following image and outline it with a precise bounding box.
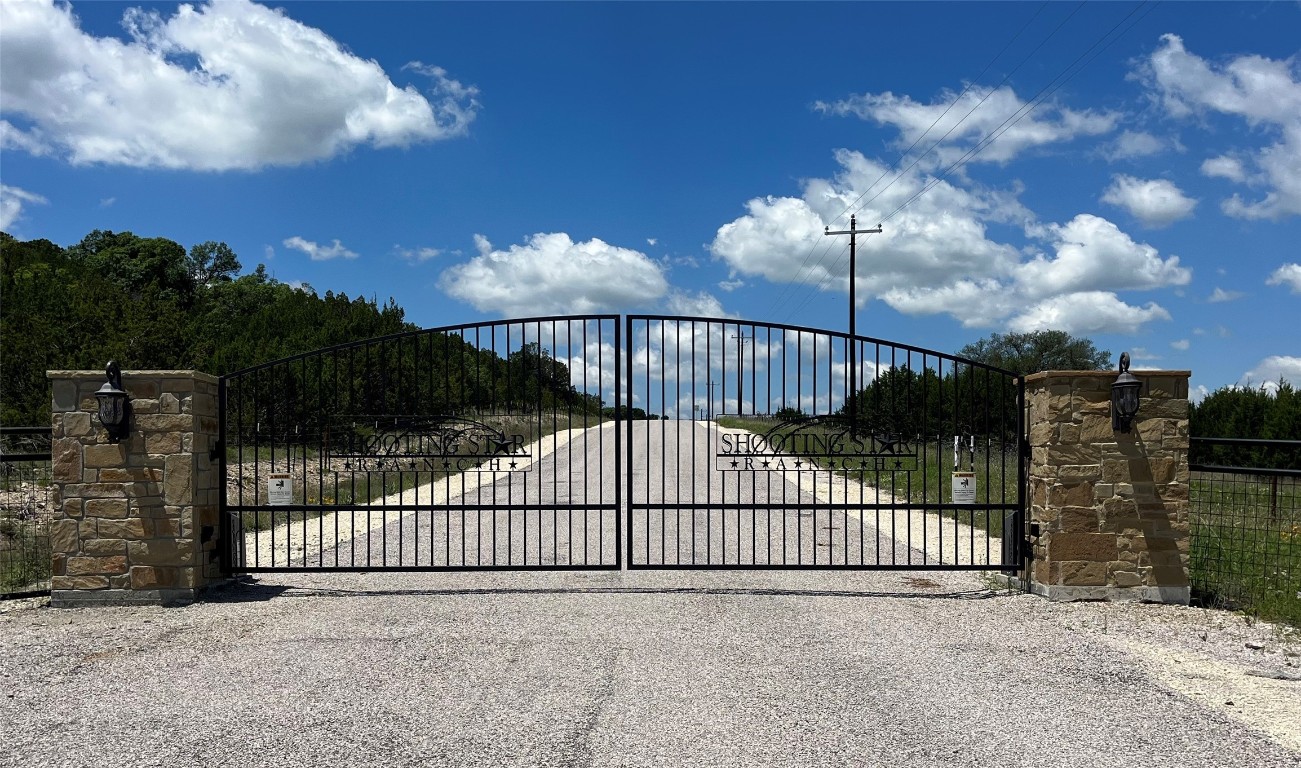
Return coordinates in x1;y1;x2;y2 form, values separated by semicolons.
1023;369;1191;602
47;369;226;606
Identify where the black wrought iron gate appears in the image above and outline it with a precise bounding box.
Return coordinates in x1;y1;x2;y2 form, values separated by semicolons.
220;314;1024;573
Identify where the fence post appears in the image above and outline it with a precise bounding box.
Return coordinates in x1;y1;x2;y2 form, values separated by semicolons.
1023;369;1191;603
47;370;225;607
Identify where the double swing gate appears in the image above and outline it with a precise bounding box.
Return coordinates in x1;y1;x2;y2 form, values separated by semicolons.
220;315;1025;574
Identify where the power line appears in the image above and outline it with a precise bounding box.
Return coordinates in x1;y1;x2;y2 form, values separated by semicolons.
767;2;1059;322
781;1;1155;321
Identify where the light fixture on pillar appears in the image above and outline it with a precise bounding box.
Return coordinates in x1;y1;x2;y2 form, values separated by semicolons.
94;361;131;443
1111;352;1141;433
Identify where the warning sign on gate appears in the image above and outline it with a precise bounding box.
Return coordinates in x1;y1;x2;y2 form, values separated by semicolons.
951;472;976;505
268;473;293;506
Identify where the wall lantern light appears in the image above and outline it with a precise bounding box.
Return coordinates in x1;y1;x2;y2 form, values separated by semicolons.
94;361;131;443
1111;352;1141;434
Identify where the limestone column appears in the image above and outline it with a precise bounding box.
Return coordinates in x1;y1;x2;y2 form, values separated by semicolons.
1024;369;1191;603
47;370;224;606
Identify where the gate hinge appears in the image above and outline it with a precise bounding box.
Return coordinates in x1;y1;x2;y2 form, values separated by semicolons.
209;440;224;462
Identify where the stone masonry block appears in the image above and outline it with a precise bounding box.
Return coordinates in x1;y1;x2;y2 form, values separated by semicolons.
83;442;128;466
49;519;80;553
51;438;82;482
98;518;148;540
127;539;196;566
85;498;130;519
1059;561;1108;586
51;576;109;591
64;412;93;437
163;454;193;504
1049;532;1118;562
146;432;183;455
83;538;128;556
130;566;179;589
67;556;128;576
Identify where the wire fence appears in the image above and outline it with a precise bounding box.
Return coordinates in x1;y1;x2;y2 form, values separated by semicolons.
1189;437;1300;624
1;427;54;599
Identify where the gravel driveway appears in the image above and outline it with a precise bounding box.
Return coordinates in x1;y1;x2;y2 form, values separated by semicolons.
2;568;1299;768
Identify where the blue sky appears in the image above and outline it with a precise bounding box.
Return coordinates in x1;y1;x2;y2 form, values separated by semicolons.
2;0;1299;401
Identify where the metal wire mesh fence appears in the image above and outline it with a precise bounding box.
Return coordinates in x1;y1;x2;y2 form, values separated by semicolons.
1;427;54;598
1189;438;1300;623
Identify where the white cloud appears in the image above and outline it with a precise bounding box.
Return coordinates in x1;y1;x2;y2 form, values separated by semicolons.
1140;33;1301;220
1201;155;1248;183
1016;213;1191;296
283;236;359;261
1129;347;1162;361
263;245;275;261
665;290;728;318
1170;339;1190;351
1102;130;1176;161
709;151;1183;335
439;233;668;316
1100;175;1197;228
1191;384;1210;404
1007;292;1171;336
1207;287;1243;303
394;245;441;264
1266;263;1301;293
98;197;116;208
0;184;47;229
816;85;1117;166
1243;355;1301;393
647;238;658;246
718;278;745;292
0;0;476;171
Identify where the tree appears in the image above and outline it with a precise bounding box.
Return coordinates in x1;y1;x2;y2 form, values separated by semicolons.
958;330;1111;375
187;241;240;285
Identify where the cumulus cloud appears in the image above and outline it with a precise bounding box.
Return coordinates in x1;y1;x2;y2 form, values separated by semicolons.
1267;263;1301;294
708;151;1183;335
0;184;47;229
439;233;668;316
394;245;441;264
0;0;477;171
1201;155;1248;183
1207;287;1243;303
1139;33;1301;220
1102;130;1178;161
1170;339;1190;351
1100;175;1197;228
816;85;1117;167
1243;355;1301;394
665;290;728;317
1015;213;1191;296
283;236;359;261
1007;292;1171;336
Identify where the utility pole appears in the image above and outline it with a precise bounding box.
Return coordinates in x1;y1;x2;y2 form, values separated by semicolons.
707;379;721;420
731;332;752;415
825;215;882;426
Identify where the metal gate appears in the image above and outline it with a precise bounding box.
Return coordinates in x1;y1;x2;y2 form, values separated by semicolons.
220;314;1024;573
625;316;1024;570
220;316;622;572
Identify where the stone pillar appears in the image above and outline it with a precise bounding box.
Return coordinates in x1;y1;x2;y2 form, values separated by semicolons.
1024;369;1191;603
47;370;224;606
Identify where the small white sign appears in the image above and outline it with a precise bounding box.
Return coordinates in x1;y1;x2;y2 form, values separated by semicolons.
268;473;293;506
951;472;977;505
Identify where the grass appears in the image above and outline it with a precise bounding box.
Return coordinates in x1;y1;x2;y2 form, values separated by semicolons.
716;415;1021;532
1189;471;1300;626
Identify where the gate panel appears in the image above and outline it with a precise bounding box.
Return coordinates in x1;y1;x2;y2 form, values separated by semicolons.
625;315;1024;570
220;316;621;571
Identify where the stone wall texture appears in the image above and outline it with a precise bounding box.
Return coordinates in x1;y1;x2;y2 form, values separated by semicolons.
47;370;223;606
1025;369;1191;603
